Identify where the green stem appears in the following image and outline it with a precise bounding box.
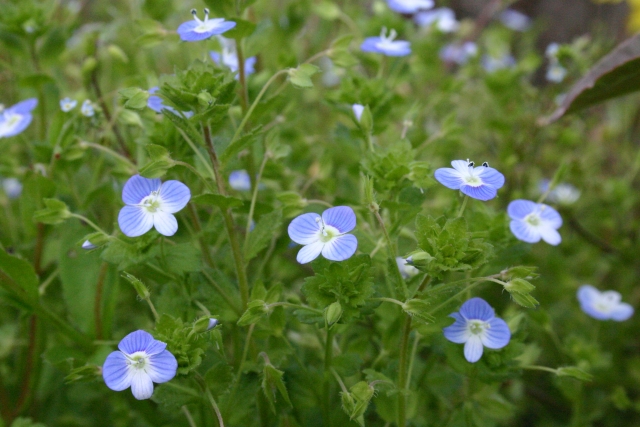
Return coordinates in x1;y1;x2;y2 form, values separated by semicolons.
202;270;242;316
521;365;558;374
182;406;198;427
371;297;405;307
428;280;487;315
373;209;406;299
397;315;412;427
330;367;349;394
267;302;323;314
144;296;159;321
235;40;249;113
69;213;110;236
457;195;469;218
175;161;215;193
80;141;137;172
245;151;269;238
235;323;255;383
406;332;420;390
176;128;218;184
306;199;333;208
187;202;215;268
323;327;336;425
206;388;225;427
38;267;59;296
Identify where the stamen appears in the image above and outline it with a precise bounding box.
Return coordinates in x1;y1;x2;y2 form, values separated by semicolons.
204;8;209;20
467;161;474;167
191;8;197;15
482;162;489;167
379;27;387;39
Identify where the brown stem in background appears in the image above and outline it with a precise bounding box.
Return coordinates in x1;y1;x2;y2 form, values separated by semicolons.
33;223;45;275
90;68;131;159
0;372;11;425
94;262;109;340
187;202;215;268
566;214;618;255
13;316;37;418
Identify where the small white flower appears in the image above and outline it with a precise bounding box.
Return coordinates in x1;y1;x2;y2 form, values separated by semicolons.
81;100;95;117
60;97;77;112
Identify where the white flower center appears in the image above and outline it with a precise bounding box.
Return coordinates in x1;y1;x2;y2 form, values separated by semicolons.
468;319;489;335
139;191;162;213
126;351;149;370
0;113;22;136
315;217;340;243
524;212;540;226
377;27;399;48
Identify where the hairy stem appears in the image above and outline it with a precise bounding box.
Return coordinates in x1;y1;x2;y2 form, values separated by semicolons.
397;315;412;427
323;327;336;424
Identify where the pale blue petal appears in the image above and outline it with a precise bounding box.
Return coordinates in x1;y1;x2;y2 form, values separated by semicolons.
288;213;321;245
507;199;537;220
147;96;164;113
481;318;510;349
459;297;494;321
379;41;411;57
0;114;33;137
539;205;562;229
122;175;161;204
10;98;38;114
360;37;382;53
387;0;434;13
103;351;134;391
322;206;356;233
159;180;191;213
118;206;154;237
577;285;599;307
130;370;154;400
296;241;324;264
476;167;505;189
450;160;470;174
229;170;251;191
144;339;167;356
509;220;541;243
118;330;154;354
147;350;178;383
245;56;257;76
610;303;634;321
464;335;483;363
442;313;470;344
434;168;463;189
210;51;221;65
460;184;497;201
177;21;200;40
322;234;357;261
580;303;610;320
153;212;178;236
538;226;561;246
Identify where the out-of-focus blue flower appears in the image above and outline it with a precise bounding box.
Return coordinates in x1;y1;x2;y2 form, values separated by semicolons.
102;330;177;400
546;62;567;83
482;53;516;72
545;43;560;58
229;170;251;191
177;8;236;42
361;28;411;57
387;0;434;14
539;179;581;205
319;57;342;87
60;97;77;112
118;175;191;237
443;297;511;363
210;37;256;80
396;257;419;279
0;98;38;138
81;240;97;250
434;160;505;201
288;206;358;264
147;87;194;118
577;285;633;321
207;318;219;330
2;177;23;199
80;100;95;117
352;104;365;122
499;9;531;31
507;199;562;245
439;42;477;65
414;8;459;32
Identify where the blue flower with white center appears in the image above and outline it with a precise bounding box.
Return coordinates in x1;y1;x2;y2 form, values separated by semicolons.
288;206;358;264
0;98;37;138
118;175;191;237
102;330;177;400
539;179;581;205
577;285;634;321
498;9;531;32
387;0;434;14
443;297;511;363
414;8;459;32
80;100;95;117
439;42;478;65
177;8;236;42
60;97;77;112
434;160;505;201
210;37;257;80
229;170;251;191
2;177;23;199
546;62;567;83
147;87;194;118
507;199;562;245
361;28;411;57
352;104;365;122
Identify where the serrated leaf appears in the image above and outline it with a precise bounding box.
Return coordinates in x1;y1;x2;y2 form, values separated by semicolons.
0;250;39;306
192;193;243;210
219;125;263;164
288;64;320;88
510;292;539;308
161;243;203;274
32;198;70;225
261;364;292;413
162;109;204;146
244;209;282;261
205;362;234;397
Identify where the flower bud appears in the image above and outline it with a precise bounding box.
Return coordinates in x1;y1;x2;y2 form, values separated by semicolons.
325;301;343;327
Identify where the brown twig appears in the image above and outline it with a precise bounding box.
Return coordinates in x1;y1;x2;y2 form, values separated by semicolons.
90;68;131;159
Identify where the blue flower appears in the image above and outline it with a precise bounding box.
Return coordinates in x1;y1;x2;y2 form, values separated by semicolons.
210;37;257;80
177;8;236;42
147;87;193;118
396;257;419;279
498;9;531;32
81;240;97;250
507;199;562;245
229;170;251;191
443;297;511;363
434;160;505;201
546;62;567;83
80;100;95;117
102;330;177;400
577;285;634;321
439;42;478;65
482;53;516;72
361;28;411;57
207;318;219;330
539;179;580;205
352;104;365;122
288;206;358;264
0;98;38;138
118;175;191;237
60;97;77;112
2;177;23;199
387;0;434;14
414;8;459;32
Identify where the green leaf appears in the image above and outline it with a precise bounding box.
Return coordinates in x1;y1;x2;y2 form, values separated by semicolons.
192;193;243;210
261;364;292;413
288;64;321;88
162;109;204;146
219;125;263;164
160;243;203;274
503;278;535;295
10;417;48;427
205;362;234;397
124;91;150;110
510;292;539;309
32;198;71;225
313;1;341;20
237;300;269;326
0;250;39;306
557;366;593;382
244;209;282;261
154;314;208;375
545;33;640;123
224;18;256;39
151;378;201;413
402;299;435;324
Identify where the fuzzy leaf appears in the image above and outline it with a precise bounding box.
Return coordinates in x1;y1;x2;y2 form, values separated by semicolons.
244;209;282;261
262;364;292;413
